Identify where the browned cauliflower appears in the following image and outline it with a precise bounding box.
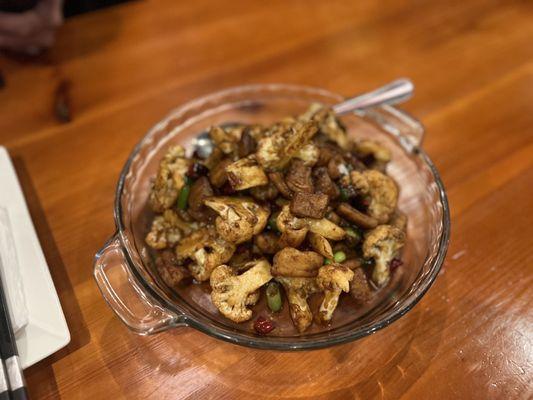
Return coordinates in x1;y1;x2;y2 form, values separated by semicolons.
209;125;243;155
276;205;345;244
301;104;350;150
256;120;318;170
175;228;211;260
276;205;309;248
189;236;236;281
210;259;272;322
363;225;405;287
349;170;398;223
149;146;191;212
276;276;319;332
175;228;236;281
294;143;320;166
317;264;354;323
353;139;391;169
307;232;334;259
204;196;270;244
272;247;323;277
145;209;197;249
306;217;346;240
226;156;268;190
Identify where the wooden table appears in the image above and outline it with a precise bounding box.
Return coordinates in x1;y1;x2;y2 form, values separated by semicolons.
1;0;532;398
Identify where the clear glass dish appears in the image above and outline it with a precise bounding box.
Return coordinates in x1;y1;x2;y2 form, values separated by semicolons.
93;84;450;350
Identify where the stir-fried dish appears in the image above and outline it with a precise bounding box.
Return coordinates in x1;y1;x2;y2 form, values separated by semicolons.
145;104;406;334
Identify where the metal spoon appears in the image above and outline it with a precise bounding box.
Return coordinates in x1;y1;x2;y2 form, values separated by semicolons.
193;78;414;158
332;78;413;115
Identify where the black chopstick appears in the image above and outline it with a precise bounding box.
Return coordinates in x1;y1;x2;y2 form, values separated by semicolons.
0;260;28;400
0;359;9;400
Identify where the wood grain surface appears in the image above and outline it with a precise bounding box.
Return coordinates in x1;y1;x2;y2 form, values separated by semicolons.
1;0;532;399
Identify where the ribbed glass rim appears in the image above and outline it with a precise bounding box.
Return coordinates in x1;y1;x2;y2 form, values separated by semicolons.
113;84;450;350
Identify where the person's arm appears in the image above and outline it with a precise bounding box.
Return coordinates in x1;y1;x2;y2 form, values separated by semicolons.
0;0;62;54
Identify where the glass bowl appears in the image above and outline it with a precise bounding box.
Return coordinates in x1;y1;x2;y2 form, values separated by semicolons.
93;84;450;350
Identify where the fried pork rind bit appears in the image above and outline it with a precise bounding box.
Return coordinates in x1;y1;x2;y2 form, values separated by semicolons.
285;159;314;193
336;202;378;229
349;170;399;223
188;176;215;222
317;264;354;323
363;225;405;287
256;120;318;170
249;182;279;201
210;259;272;322
209;125;243;155
158;264;191;288
301;103;350;150
146;209;195;249
204;196;270;244
226;156;268;190
272;247;323;278
268;171;293;198
149;145;191;212
276;276;319;332
313;166;340;199
254;232;279;255
354;139;391;168
290;191;329;219
155;250;191;289
350;267;372;304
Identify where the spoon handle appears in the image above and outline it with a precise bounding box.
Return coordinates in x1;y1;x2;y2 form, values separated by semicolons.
332;78;414;115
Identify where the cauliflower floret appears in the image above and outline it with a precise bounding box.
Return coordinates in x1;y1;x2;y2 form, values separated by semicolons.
189;236;236;281
317;264;354;323
294;143;320;166
226;156;268;190
256;120;318;170
300;104;350;150
175;228;236;281
209;125;243;155
210;259;272;322
276;276;320;332
277;205;345;244
308;232;334;259
349;170;399;223
276;205;309;248
204;197;270;244
149;146;191;212
353;139;391;168
363;225;405;287
306;217;346;241
272;247;324;277
145;209;194;249
175;228;211;261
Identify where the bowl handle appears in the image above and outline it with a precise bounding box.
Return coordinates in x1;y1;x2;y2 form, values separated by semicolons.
94;234;184;335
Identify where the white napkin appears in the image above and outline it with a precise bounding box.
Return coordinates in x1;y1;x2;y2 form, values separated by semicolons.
0;206;29;333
